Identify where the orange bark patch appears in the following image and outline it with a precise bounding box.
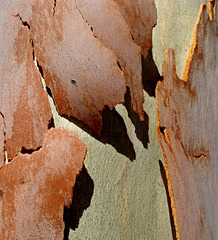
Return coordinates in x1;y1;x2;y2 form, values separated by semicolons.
0;128;86;239
0;10;52;161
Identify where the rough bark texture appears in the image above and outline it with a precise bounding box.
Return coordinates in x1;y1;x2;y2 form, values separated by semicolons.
29;0;126;134
114;0;157;58
2;0;157;135
76;0;144;121
0;1;52;163
0;128;86;240
156;3;217;240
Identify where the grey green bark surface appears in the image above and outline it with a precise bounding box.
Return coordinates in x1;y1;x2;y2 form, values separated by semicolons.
50;92;173;240
153;0;209;78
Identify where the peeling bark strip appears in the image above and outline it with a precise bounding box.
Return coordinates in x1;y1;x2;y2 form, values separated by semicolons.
75;0;145;121
0;128;86;239
113;0;157;58
0;3;52;162
156;3;217;240
28;0;127;134
8;0;157;135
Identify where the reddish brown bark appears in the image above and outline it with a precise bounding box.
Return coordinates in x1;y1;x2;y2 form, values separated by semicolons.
28;0;126;134
75;0;145;121
114;0;157;58
0;3;52;163
0;116;4;167
2;0;157;135
0;128;86;239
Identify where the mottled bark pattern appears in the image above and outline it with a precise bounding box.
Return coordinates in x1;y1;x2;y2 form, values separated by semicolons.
2;0;157;135
0;128;86;239
76;0;145;121
156;3;217;239
0;1;52;163
114;0;157;58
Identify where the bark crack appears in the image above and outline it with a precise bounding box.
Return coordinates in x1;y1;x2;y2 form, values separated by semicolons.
75;0;97;38
13;14;56;140
13;14;30;29
21;146;42;155
33;55;56;129
159;126;166;136
11;13;55;159
0;112;8;164
53;0;57;16
30;43;56;129
188;153;208;159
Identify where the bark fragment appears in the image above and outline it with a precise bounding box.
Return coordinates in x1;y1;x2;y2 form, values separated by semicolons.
156;3;217;239
0;4;52;161
6;0;157;134
113;0;157;58
0;128;86;239
28;0;126;134
76;0;144;120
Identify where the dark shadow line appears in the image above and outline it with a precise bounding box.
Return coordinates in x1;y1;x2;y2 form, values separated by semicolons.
124;87;149;149
159;160;177;240
48;117;55;129
63;166;94;239
142;48;163;97
63;106;136;161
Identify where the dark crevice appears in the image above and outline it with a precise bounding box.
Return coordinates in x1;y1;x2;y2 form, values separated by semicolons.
124;87;149;149
75;0;98;39
34;56;53;98
0;112;7;163
35;58;44;78
28;37;44;84
45;86;53;98
117;61;123;72
188;153;208;159
0;112;6;145
130;33;135;41
48;117;55;129
20;146;42;155
30;43;56;122
159;160;177;240
14;14;30;29
159;126;166;136
75;0;86;22
29;39;35;60
142;48;162;97
53;0;57;16
32;56;56;130
63;166;94;239
63;106;136;161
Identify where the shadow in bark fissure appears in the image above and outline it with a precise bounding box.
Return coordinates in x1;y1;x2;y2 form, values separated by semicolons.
124;87;149;149
63;166;94;239
142;49;162;97
159;160;177;240
64;106;136;161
